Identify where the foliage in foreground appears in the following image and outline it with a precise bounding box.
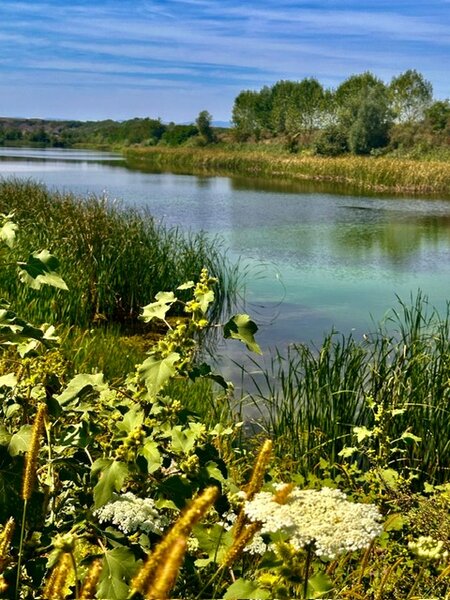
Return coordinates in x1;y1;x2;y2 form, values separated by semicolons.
0;215;449;599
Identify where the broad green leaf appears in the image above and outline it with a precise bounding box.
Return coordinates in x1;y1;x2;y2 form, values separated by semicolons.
18;249;68;290
338;446;358;458
171;426;196;454
223;578;270;599
307;572;333;597
401;431;422;443
116;405;144;434
92;459;129;508
0;425;11;446
193;524;233;565
56;373;106;406
205;461;225;482
224;314;262;354
0;219;17;248
177;281;195;290
8;424;33;456
140;291;176;323
140;439;162;473
0;308;45;345
195;288;214;314
0;373;17;388
384;513;405;531
189;363;229;390
138;352;179;397
96;547;139;600
353;426;373;442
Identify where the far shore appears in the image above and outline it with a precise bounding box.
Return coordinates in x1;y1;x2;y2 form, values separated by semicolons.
123;146;450;196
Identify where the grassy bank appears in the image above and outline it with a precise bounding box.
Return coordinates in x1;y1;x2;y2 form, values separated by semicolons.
125;146;450;195
0;179;236;328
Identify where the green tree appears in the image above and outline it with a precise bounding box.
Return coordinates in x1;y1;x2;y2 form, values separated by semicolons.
424;100;450;132
270;80;298;134
348;88;391;154
389;69;433;123
335;72;388;130
196;110;216;144
232;90;263;140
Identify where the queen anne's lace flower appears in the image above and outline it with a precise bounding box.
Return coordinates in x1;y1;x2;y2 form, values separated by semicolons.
409;536;449;561
95;492;169;535
244;486;383;559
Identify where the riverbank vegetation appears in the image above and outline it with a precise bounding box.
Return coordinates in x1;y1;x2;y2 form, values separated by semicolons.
0;213;450;598
125;147;450;194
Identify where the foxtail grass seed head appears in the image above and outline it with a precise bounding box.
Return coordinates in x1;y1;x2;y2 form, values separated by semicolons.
79;559;103;600
22;402;47;501
245;439;273;501
223;522;262;567
146;537;187;600
233;440;273;540
0;576;7;594
0;518;14;569
43;552;72;600
131;487;218;595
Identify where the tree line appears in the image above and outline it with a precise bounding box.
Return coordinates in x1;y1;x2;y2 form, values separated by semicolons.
0;111;216;148
232;70;450;155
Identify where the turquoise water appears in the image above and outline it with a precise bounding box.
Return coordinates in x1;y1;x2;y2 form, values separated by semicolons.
1;147;450;365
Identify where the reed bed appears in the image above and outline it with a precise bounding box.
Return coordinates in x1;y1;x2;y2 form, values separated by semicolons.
0;179;236;328
126;147;450;195
244;294;450;483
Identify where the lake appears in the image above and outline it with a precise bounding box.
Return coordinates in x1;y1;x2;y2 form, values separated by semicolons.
1;146;450;373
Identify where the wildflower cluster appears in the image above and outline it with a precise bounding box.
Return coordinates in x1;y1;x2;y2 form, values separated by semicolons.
408;536;449;562
94;493;169;535
244;486;383;559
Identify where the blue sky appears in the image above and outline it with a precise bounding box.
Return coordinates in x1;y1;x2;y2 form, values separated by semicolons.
0;0;449;122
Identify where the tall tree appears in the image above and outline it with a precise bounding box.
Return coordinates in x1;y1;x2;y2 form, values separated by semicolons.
335;72;388;130
348;88;391;154
389;70;433;123
196;110;216;144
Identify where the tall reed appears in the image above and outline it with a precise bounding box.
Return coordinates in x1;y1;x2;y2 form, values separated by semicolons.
0;179;236;328
125;147;450;195
244;293;450;483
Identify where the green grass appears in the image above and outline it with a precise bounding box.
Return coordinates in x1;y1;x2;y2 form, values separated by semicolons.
125;146;450;195
243;293;450;484
0;179;237;328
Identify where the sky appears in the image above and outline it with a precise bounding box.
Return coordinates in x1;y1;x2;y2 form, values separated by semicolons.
0;0;449;123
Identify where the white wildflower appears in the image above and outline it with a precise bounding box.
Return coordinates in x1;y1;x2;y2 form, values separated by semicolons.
409;536;449;562
94;492;169;535
244;486;383;559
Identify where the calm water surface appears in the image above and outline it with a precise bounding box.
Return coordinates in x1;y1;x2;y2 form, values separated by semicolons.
2;147;450;370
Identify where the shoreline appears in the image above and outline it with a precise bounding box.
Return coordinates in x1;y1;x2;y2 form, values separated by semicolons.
124;146;450;196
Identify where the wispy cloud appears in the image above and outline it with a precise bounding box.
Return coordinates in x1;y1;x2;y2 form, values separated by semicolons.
0;0;448;120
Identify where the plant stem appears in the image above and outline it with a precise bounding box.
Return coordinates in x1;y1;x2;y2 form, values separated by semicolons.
15;499;27;600
303;543;313;599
